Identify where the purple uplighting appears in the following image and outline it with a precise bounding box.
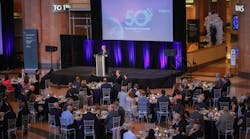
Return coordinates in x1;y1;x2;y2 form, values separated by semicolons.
83;40;94;64
127;41;135;67
173;42;182;70
143;42;150;69
0;4;3;55
159;43;168;69
113;41;122;66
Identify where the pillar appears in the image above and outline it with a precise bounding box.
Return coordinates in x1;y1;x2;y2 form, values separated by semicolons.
238;0;250;78
22;0;68;69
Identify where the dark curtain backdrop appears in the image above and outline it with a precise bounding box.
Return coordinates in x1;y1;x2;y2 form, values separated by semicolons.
90;0;187;71
0;0;15;70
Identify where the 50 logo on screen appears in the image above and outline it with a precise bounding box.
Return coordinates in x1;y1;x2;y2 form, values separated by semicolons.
125;9;153;27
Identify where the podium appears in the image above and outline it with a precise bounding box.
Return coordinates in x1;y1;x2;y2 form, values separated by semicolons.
95;54;106;77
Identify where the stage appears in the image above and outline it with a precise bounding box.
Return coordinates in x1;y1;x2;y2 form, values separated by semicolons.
50;66;182;88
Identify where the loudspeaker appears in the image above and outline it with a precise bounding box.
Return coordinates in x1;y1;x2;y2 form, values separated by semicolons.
46;46;58;52
164;49;177;56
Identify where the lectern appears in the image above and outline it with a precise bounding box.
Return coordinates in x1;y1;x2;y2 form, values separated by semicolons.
95;54;106;77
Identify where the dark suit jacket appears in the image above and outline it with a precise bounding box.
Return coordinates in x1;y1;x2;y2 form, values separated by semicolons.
104;110;119;130
17;107;29;127
50;108;62;126
117;106;125;126
3;110;16;132
101;83;112;89
189;130;203;139
157;95;169;109
173;118;188;133
218;97;231;109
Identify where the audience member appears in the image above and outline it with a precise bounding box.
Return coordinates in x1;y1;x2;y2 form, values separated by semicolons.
65;82;78;100
172;113;188;133
123;125;137;139
216;106;234;132
61;105;76;129
114;101;125;126
50;102;62;126
117;86;127;109
218;91;231;110
73;76;81;90
104;104;119;131
146;129;156;139
187;122;203;139
215;73;224;89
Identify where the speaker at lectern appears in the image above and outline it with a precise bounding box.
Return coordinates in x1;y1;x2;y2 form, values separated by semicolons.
94;54;107;77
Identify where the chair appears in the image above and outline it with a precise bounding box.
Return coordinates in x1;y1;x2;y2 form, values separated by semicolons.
245;118;250;139
79;89;88;107
48;114;59;139
48;103;55;113
22;115;29;138
60;118;76;139
101;88;111;105
7;119;18;139
73;100;80;110
157;102;169;124
138;102;149;123
213;89;221;107
219;102;229;110
218;120;234;139
28;102;37;123
83;120;95;139
106;116;121;139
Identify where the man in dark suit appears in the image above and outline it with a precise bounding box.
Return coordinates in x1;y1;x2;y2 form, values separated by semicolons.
172;113;188;133
113;70;123;100
65;82;79;100
104;104;119;131
101;78;113;102
157;90;169;108
114;101;125;126
99;45;108;74
16;101;29;127
50;102;62;126
190;104;204;126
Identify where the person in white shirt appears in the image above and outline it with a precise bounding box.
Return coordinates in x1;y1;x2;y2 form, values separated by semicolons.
117;86;127;108
123;125;137;139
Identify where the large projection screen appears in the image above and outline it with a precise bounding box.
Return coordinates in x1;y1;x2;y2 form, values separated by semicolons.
101;0;173;42
0;3;3;55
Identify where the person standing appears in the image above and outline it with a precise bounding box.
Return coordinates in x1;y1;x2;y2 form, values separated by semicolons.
99;45;109;75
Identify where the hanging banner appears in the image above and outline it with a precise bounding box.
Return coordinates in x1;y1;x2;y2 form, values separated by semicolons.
231;48;236;66
23;29;38;70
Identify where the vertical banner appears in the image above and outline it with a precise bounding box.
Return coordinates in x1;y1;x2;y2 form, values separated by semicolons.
187;19;200;43
23;29;38;70
0;3;3;55
230;48;236;66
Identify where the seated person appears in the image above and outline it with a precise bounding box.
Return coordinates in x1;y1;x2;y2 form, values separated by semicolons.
157;90;170;108
17;101;29;127
81;107;99;133
2;74;15;92
190;104;204;126
146;129;156;139
123;125;136;139
61;105;76;129
114;101;125;126
3;105;16;135
117;86;127;109
104;104;119;131
216;106;234;133
26;84;36;101
187;122;203;139
0;79;7;100
65;82;79;101
130;83;140;97
172;113;188;133
50;102;62;127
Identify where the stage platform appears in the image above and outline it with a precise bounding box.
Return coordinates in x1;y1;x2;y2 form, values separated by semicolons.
50;66;182;88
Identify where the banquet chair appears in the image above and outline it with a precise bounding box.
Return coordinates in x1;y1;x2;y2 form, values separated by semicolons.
48;114;59;139
106;116;121;139
83;120;95;139
22;115;29;138
79;89;88;108
7;119;18;139
48;103;55;113
219;102;229;110
138;102;149;123
28;102;37;123
213;89;221;108
218;120;234;139
73;100;80;110
101;88;111;105
157;102;169;124
60;118;76;139
239;117;250;139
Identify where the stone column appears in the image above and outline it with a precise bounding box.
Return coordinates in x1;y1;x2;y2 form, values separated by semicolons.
238;0;250;78
22;0;68;69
